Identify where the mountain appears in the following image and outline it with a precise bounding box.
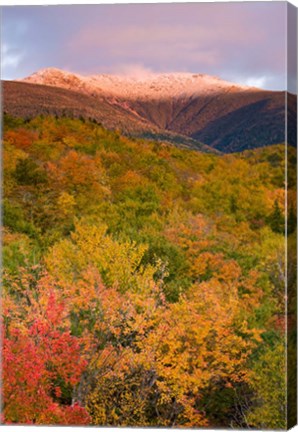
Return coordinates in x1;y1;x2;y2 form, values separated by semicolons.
3;67;296;153
2;80;214;153
22;67;250;98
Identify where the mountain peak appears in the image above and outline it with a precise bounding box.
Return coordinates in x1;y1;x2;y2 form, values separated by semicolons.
22;67;87;90
22;67;252;99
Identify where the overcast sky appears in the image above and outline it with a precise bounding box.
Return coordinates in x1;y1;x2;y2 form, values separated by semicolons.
1;2;291;90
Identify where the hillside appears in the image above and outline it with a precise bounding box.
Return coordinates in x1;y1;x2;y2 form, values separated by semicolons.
3;114;296;427
3;68;295;153
2;80;214;153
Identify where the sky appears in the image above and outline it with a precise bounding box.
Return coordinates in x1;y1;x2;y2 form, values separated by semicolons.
1;2;293;90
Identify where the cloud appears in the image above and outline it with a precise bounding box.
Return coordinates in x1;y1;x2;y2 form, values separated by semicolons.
62;3;285;88
240;76;268;89
107;64;155;80
1;43;24;70
2;2;287;90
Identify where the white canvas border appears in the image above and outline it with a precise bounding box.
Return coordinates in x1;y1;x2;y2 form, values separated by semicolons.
1;1;297;432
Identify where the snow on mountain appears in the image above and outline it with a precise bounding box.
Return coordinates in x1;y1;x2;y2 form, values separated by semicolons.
22;67;252;100
7;68;290;153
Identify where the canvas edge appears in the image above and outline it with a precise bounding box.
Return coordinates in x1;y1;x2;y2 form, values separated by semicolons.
286;1;297;430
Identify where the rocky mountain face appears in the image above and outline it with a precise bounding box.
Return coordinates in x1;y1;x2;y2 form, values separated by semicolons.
3;67;295;153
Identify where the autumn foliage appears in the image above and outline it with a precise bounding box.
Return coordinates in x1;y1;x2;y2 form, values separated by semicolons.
2;114;295;427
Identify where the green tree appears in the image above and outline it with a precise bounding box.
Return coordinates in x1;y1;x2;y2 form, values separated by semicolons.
247;341;286;429
269;199;284;234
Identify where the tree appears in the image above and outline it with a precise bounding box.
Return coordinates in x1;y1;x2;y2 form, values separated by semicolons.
247;342;286;429
2;270;90;425
269;199;284;234
14;158;47;186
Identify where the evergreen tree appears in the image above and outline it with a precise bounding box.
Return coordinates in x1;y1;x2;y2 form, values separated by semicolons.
287;206;296;235
269;199;284;234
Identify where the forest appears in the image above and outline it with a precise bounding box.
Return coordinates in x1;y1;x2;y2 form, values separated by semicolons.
2;114;296;427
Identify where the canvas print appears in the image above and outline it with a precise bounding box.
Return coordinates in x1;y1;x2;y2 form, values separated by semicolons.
1;1;297;428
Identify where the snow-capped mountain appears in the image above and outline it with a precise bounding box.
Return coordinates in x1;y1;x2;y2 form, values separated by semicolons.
3;67;293;153
22;67;251;99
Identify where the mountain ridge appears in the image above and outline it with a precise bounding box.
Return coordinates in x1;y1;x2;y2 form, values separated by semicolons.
3;67;295;153
22;67;254;99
